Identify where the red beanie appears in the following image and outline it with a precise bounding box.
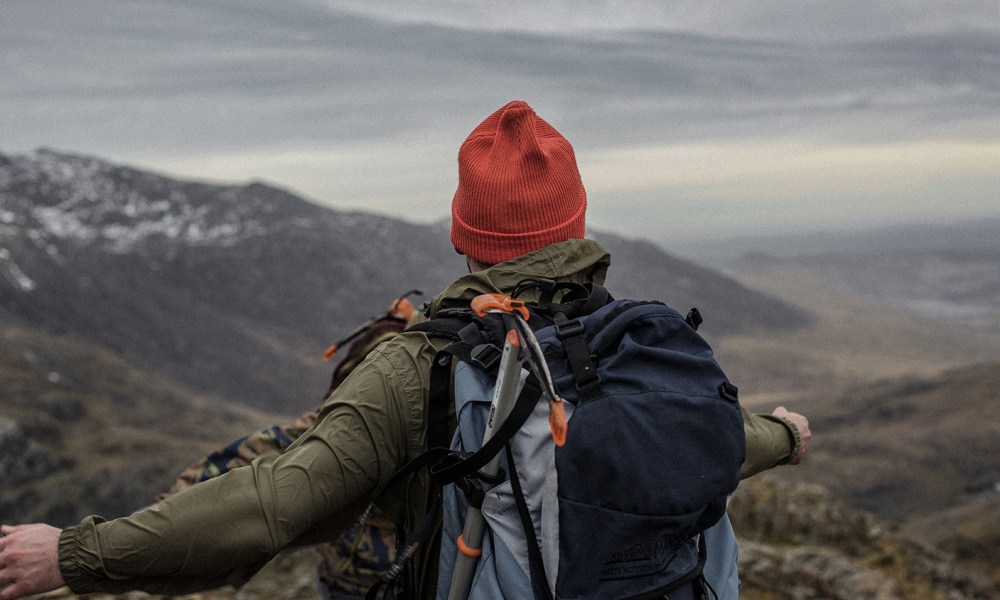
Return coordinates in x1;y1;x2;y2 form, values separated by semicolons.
450;100;587;265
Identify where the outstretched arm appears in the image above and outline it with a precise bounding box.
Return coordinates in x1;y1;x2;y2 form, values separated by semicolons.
0;341;426;599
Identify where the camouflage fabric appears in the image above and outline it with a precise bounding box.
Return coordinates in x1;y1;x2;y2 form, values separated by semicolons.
315;517;398;599
155;412;315;501
157;316;409;598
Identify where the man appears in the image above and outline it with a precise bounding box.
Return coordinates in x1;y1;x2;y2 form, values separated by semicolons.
0;100;810;600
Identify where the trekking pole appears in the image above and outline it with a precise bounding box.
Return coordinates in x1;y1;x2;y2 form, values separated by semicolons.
447;294;529;600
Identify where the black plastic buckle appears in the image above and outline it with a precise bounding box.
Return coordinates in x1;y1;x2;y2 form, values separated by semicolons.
719;381;739;403
554;318;586;339
470;343;502;371
685;307;703;331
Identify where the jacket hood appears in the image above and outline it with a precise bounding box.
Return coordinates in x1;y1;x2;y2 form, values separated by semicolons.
427;238;611;317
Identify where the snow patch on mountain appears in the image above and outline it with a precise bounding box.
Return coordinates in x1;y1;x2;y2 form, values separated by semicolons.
0;247;36;291
1;149;270;253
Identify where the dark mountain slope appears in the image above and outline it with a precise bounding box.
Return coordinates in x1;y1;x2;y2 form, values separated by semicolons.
0;149;461;411
0;320;284;527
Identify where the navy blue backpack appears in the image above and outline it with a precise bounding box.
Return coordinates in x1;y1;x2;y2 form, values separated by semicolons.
371;279;745;600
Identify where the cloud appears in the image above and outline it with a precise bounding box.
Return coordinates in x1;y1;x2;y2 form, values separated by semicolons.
320;0;1000;41
3;0;999;241
583;138;1000;240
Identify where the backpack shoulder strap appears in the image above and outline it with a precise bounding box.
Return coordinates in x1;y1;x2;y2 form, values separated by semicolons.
410;309;510;451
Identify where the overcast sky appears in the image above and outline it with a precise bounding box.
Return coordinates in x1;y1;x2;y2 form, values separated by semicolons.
3;1;999;246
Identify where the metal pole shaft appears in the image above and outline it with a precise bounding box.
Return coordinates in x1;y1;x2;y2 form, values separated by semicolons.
448;328;523;600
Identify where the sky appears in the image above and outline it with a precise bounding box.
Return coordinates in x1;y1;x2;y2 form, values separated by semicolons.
3;0;1000;246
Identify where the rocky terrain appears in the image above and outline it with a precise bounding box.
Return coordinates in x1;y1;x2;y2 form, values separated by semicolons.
16;478;998;600
732;477;998;600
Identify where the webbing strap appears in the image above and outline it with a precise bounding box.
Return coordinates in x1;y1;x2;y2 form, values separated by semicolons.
506;445;554;600
555;317;601;401
430;377;542;485
365;493;442;600
426;353;453;450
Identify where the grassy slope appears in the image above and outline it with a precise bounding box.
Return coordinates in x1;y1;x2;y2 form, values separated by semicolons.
0;321;295;526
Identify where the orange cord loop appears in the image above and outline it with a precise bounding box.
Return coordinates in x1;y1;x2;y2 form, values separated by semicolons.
456;535;483;558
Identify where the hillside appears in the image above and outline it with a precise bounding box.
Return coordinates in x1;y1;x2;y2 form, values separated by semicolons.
711;265;1000;403
712;263;1000;590
788;360;1000;519
766;360;1000;587
0;148;462;414
730;477;998;600
0;320;286;527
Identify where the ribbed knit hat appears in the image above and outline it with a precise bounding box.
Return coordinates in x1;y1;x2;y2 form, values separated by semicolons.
450;100;587;265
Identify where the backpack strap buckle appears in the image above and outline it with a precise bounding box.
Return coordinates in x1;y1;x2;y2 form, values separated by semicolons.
554;317;585;338
470;343;502;372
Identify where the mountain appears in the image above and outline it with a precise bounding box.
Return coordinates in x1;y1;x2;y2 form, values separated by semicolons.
0;148;809;414
730;476;999;600
0;148;465;413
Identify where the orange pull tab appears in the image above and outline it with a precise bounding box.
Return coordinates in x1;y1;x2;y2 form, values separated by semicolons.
389;297;416;321
471;293;530;319
548;397;568;446
322;344;339;362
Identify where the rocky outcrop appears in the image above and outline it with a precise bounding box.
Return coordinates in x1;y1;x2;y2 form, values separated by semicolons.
731;477;999;600
0;416;59;485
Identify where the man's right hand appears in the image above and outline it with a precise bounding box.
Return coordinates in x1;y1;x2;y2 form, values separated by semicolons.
0;524;66;600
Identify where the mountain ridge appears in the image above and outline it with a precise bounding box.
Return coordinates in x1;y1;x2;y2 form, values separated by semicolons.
1;147;810;413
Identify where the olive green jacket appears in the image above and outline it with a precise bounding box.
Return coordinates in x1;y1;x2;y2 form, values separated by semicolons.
58;239;800;598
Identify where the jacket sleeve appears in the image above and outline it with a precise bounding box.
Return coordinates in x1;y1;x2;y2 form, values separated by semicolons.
740;406;801;479
58;340;431;596
154;410;320;502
